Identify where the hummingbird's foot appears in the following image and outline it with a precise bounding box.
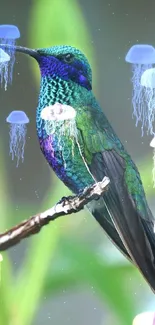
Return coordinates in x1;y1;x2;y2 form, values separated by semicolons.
58;195;76;207
78;188;86;195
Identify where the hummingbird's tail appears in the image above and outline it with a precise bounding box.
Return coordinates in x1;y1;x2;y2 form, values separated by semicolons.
88;198;155;293
86;198;132;263
87;149;155;293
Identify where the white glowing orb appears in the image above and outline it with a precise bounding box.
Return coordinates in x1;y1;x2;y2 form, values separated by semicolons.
150;137;155;148
141;68;155;89
0;49;10;63
133;312;155;325
41;103;76;121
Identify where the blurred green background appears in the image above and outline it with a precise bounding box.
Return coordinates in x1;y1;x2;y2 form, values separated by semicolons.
0;0;155;324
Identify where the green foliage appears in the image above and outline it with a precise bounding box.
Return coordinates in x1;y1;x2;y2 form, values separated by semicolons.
28;0;96;84
0;0;152;324
60;238;136;324
138;156;154;196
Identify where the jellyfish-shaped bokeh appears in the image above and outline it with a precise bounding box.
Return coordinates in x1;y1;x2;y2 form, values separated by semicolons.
40;103;77;137
140;68;155;135
6;111;29;167
125;44;155;135
0;25;20;89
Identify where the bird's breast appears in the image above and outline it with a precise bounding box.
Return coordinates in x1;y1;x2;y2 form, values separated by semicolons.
38;120;94;193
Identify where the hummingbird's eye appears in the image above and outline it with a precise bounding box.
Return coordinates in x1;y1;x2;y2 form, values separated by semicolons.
63;53;74;63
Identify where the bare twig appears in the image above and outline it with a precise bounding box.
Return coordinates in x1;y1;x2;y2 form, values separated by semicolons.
0;177;109;251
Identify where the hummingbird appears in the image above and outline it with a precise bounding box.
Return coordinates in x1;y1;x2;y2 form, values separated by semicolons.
1;43;155;292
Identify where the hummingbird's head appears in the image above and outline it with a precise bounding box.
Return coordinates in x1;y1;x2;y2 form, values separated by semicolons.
36;45;92;90
0;44;92;91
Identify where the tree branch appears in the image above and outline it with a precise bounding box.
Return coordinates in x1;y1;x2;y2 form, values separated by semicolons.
0;177;109;251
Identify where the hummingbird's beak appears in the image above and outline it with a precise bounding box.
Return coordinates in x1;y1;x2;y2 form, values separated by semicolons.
0;44;40;60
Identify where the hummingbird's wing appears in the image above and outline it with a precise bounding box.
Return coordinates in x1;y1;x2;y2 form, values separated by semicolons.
76;105;155;292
